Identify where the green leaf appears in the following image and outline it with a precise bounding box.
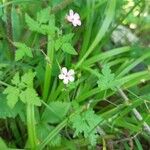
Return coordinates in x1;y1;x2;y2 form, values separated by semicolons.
0;94;25;119
114;118;141;132
76;0;116;68
55;33;74;51
41;24;56;35
42;101;70;124
0;138;7;149
3;86;20;108
3;71;40;107
37;123;61;147
20;88;41;106
11;72;20;86
97;65;119;90
25;13;41;32
70;109;102;146
62;43;78;55
21;71;36;88
134;138;143;150
15;49;24;61
14;42;33;61
55;38;63;51
83;46;130;67
62;33;74;43
37;7;50;24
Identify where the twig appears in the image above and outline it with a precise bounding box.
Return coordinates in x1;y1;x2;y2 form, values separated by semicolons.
109;132;140;144
118;88;150;135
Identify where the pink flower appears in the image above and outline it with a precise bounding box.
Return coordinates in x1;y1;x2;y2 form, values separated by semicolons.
66;9;81;27
59;67;75;84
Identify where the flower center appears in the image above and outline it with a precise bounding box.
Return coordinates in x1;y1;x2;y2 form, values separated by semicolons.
65;74;69;78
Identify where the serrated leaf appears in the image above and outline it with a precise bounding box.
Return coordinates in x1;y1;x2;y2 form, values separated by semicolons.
70;109;101;146
37;7;50;24
55;38;63;51
42;101;70;123
97;65;118;90
15;49;25;61
0;94;24;119
41;24;56;35
62;43;78;55
11;72;20;86
19;88;41;106
21;71;36;88
14;42;33;61
3;86;20;108
55;33;74;51
25;48;33;57
25;13;40;32
3;71;40;107
62;33;74;43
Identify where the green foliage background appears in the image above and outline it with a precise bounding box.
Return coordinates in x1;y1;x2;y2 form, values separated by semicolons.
0;0;150;149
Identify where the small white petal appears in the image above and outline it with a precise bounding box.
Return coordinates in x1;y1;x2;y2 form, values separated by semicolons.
69;9;74;17
68;69;75;76
74;13;80;19
69;76;74;82
76;19;81;26
58;74;64;80
61;67;68;75
63;78;69;84
67;15;72;22
72;21;77;27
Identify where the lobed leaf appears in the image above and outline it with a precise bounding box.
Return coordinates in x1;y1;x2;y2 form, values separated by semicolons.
62;43;78;55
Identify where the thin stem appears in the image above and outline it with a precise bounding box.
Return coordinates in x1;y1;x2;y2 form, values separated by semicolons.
109;132;140;144
118;88;150;135
42;36;55;101
0;80;10;86
5;0;15;58
26;104;37;150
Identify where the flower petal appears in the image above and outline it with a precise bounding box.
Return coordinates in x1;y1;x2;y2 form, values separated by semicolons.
61;67;68;75
58;74;64;80
76;19;81;26
69;76;74;82
68;69;75;76
66;15;72;22
74;13;80;19
63;78;69;84
72;21;77;27
69;9;74;17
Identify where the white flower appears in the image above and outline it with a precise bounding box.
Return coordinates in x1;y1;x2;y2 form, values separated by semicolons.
59;67;75;84
66;9;81;27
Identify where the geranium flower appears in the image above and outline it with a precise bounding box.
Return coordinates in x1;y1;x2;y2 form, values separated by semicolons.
66;9;81;27
59;67;75;84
